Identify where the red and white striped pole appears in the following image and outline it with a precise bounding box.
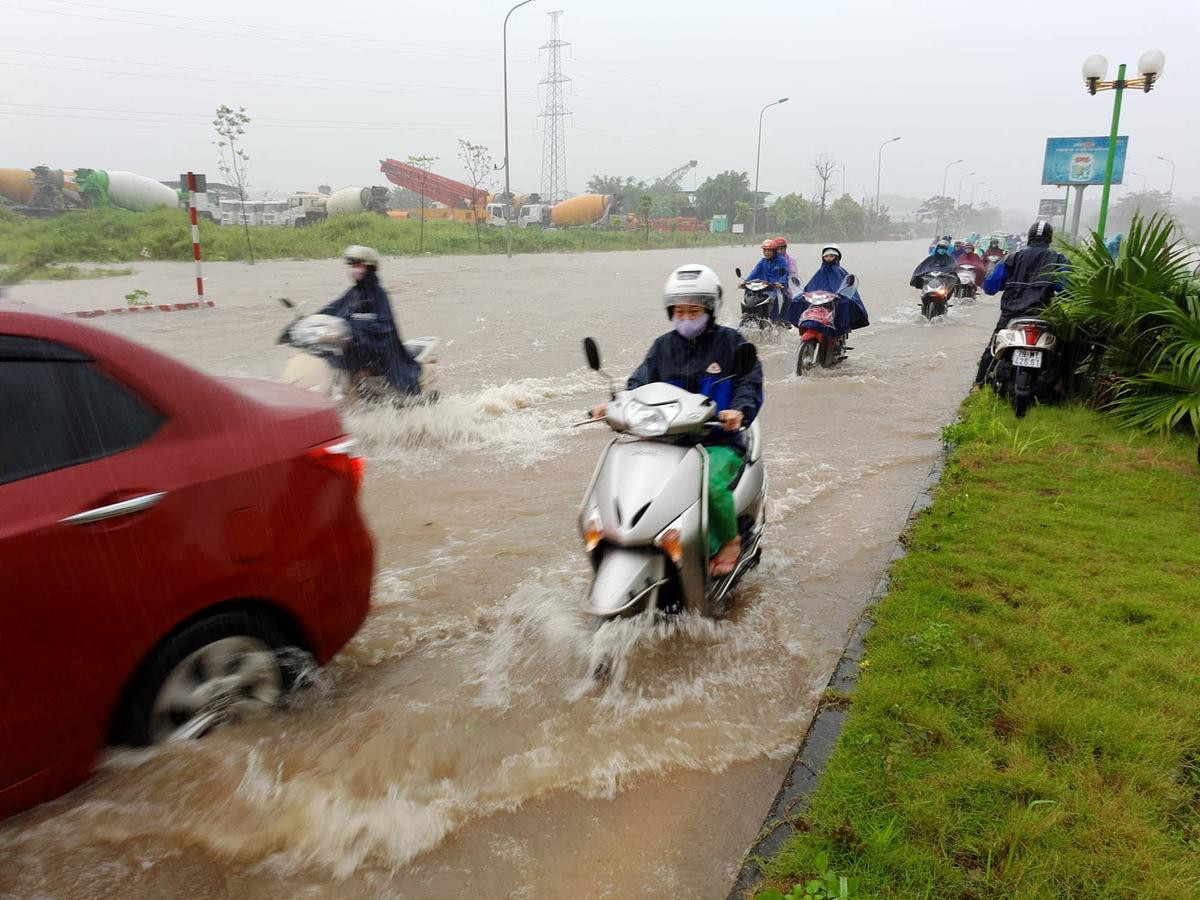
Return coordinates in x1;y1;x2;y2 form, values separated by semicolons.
186;171;205;305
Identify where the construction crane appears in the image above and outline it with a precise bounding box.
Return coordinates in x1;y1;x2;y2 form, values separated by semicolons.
652;160;698;189
379;158;489;209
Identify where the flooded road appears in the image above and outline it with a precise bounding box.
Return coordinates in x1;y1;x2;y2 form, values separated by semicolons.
1;241;995;898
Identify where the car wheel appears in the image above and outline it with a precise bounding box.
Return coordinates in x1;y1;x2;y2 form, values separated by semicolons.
117;610;296;745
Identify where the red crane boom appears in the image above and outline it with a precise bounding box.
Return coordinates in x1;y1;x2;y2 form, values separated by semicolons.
379;158;489;208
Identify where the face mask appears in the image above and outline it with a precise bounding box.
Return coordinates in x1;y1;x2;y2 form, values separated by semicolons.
673;313;709;339
936;248;949;255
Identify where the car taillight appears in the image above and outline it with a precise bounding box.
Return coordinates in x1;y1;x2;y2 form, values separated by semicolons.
306;437;365;492
1023;326;1042;345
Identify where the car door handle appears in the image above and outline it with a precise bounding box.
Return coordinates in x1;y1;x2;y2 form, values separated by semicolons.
60;492;166;525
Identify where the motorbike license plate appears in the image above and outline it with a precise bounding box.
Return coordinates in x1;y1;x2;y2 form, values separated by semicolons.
1012;349;1042;368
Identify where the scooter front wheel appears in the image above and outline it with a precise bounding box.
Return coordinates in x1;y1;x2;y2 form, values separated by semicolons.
795;340;821;376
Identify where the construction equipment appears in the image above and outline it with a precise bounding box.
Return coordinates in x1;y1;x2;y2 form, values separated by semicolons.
653;160;698;189
380;158;491;221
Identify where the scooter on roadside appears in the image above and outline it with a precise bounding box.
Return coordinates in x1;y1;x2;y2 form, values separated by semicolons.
987;316;1061;418
735;267;789;329
276;301;439;406
575;338;765;623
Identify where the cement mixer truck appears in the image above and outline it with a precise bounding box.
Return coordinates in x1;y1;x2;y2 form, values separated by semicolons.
280;186;390;227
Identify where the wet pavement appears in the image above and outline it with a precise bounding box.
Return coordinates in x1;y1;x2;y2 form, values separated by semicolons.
0;241;996;898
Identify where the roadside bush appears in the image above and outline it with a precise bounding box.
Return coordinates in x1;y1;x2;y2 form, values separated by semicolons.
1047;213;1200;437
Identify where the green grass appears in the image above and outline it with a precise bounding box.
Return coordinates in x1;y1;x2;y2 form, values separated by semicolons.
0;207;753;265
756;392;1200;899
0;262;133;285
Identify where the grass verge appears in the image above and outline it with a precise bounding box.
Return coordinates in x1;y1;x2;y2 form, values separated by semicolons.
0;207;754;265
755;392;1200;899
0;262;134;286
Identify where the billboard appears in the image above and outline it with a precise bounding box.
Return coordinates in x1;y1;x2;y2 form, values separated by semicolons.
1042;136;1127;186
1038;198;1067;218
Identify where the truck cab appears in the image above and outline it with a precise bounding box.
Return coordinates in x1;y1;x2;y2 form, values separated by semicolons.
518;204;551;228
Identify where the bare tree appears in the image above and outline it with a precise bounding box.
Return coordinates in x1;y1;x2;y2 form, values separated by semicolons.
457;140;493;250
406;154;437;253
213;104;254;264
813;154;839;228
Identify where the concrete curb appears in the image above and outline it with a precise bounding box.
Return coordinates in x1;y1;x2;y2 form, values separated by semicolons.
66;300;215;318
727;445;950;900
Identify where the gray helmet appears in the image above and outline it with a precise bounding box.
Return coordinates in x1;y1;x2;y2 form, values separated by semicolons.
1027;221;1053;244
344;245;381;268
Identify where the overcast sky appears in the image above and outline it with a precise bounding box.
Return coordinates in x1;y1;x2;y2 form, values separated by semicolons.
3;0;1195;217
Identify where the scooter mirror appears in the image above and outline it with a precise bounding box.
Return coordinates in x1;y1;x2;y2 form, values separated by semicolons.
732;341;759;378
583;337;602;371
844;274;856;286
735;267;743;279
791;276;801;287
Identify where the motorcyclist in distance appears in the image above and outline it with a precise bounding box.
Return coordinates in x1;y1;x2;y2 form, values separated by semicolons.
590;265;764;576
957;241;987;287
911;239;957;287
971;221;1068;391
774;235;798;280
951;240;966;259
982;238;1007;265
787;244;869;334
316;245;421;396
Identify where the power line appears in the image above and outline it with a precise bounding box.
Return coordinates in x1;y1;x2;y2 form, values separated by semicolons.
0;3;539;62
0;48;539;95
0;56;538;99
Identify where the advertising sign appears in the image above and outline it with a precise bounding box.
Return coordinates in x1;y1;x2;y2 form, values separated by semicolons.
1042;137;1127;186
1038;198;1067;218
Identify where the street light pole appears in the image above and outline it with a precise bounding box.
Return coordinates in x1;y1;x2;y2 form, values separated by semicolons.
1082;49;1165;241
969;180;986;207
502;0;536;260
1157;155;1176;196
956;171;976;207
935;158;963;237
874;136;901;215
752;97;788;236
1128;170;1147;193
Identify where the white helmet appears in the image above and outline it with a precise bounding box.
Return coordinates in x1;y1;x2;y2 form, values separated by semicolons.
663;264;723;319
820;243;842;261
343;245;381;268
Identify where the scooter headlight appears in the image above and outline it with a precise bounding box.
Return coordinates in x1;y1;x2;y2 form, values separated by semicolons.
624;400;678;437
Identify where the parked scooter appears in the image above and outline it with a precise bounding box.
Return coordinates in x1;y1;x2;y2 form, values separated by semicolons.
276;302;439;405
954;265;980;301
575;338;765;622
987;316;1060;417
917;271;955;320
735;267;788;329
793;274;857;375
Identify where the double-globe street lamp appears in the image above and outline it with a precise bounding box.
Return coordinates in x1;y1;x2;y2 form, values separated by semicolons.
752;97;788;236
1081;49;1166;240
501;0;537;259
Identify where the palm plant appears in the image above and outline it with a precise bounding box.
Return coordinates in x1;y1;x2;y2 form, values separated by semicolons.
1047;213;1200;437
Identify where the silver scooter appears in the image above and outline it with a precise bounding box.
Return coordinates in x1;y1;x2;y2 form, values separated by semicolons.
576;338;766;621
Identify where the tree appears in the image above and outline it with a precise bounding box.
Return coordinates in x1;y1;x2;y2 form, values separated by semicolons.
696;170;752;227
813;154;838;227
916;196;956;233
771;193;817;236
406;154;437;253
458;139;494;250
213;104;253;264
829;194;867;241
640;194;653;246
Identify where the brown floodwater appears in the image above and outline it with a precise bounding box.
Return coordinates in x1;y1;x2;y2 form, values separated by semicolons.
0;241;996;898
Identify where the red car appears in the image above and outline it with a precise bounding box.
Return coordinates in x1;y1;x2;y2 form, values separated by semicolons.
0;307;374;820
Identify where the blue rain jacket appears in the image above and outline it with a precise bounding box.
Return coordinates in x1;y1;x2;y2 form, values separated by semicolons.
627;321;764;451
787;263;869;334
318;272;421;394
745;255;789;287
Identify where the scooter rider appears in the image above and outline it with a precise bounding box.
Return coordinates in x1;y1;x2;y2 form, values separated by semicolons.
317;245;421;395
971;221;1068;391
741;238;790;293
957;241;987;287
788;244;870;333
982;237;1007;264
911;239;956;287
591;265;764;576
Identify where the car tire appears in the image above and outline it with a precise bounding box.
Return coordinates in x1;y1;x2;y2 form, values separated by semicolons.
115;609;298;746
